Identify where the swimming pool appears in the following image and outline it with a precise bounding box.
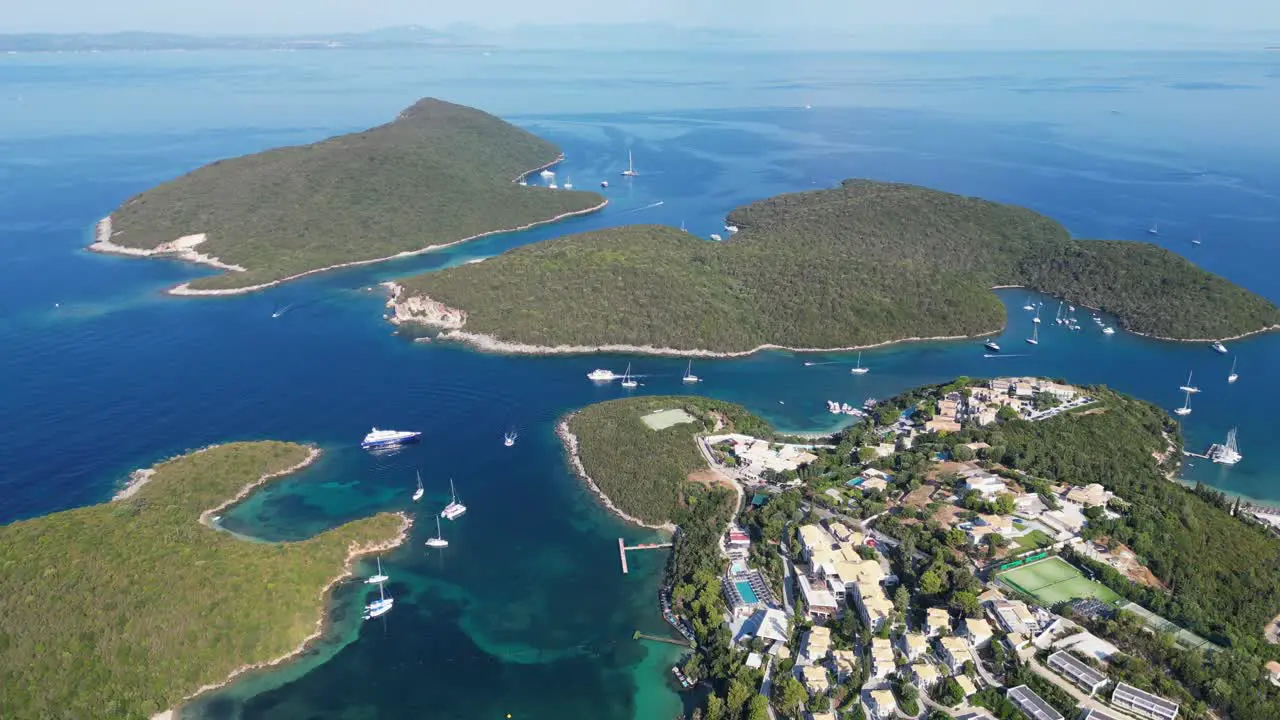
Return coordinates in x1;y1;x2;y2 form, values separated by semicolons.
735;580;760;605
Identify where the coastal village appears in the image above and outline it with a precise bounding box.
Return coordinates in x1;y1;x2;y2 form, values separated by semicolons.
657;377;1209;720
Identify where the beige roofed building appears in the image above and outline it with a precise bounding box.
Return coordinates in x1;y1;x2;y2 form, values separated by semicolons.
802;665;830;695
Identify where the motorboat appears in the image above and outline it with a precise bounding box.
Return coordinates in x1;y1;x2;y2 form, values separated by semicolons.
984;341;1001;353
362;428;422;450
1211;341;1228;354
587;369;617;382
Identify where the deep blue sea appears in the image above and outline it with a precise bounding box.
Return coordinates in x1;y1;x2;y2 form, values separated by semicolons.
2;49;1279;719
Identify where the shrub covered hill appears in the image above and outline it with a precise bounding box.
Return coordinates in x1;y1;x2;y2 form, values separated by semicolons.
398;180;1278;351
0;442;406;718
101;98;604;291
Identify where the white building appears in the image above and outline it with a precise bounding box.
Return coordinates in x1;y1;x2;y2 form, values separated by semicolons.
868;689;898;720
925;607;951;636
963;617;995;648
1008;685;1063;720
1047;651;1108;695
1112;682;1179;720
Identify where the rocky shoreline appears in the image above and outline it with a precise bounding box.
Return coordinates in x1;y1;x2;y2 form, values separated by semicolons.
556;415;677;533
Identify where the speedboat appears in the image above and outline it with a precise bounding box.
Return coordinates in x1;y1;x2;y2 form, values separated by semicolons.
587;368;617;382
984;341;1001;352
1102;327;1115;335
1211;341;1228;354
362;428;422;450
504;431;518;447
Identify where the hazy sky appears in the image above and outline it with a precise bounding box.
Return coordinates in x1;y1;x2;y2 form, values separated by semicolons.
7;0;1279;36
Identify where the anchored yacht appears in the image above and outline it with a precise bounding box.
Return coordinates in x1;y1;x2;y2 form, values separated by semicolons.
362;428;421;450
587;368;617;382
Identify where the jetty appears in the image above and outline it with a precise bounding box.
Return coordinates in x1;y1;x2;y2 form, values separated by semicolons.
618;538;675;574
634;630;694;647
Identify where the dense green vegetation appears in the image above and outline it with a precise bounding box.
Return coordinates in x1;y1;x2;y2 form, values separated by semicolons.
403;180;1277;349
0;442;404;719
107;98;603;290
567;395;774;525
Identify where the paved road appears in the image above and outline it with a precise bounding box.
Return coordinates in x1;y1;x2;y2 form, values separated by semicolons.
970;646;1004;689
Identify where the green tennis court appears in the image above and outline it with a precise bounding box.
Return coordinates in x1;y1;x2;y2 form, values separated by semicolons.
996;556;1122;606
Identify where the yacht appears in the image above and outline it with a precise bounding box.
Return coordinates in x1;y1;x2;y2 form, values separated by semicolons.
539;169;556;180
1178;371;1200;394
548;180;558;189
621;149;638;177
1174;389;1193;416
849;352;870;375
1192;234;1202;246
682;360;701;384
710;233;722;242
620;363;638;389
1026;323;1039;345
363;580;393;620
563;177;574;190
984;340;1001;353
1228;358;1239;384
504;431;518;447
600;180;609;189
412;471;424;503
1208;428;1242;465
826;400;842;414
1102;326;1116;335
441;479;467;520
425;516;449;548
361;428;422;450
1211;341;1228;354
518;179;528;186
724;224;739;234
587;368;617;382
365;557;389;585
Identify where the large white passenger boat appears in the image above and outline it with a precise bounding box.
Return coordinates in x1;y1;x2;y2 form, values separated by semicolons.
362;427;421;450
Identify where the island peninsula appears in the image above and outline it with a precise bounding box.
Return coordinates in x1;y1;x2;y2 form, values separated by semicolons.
90;98;606;295
0;442;409;719
390;180;1279;353
566;383;1280;720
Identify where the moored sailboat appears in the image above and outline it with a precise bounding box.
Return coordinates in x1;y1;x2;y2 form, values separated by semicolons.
682;360;701;384
1228;357;1239;384
425;516;449;548
1208;428;1242;465
441;478;467;520
849;351;869;375
620;363;638;389
412;471;424;503
365;557;389;585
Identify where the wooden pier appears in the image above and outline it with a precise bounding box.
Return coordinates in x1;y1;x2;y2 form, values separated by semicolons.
633;630;694;647
1183;450;1210;460
618;539;675;574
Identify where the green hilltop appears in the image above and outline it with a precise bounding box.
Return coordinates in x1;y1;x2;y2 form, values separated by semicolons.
102;98;604;291
0;442;405;718
398;180;1278;350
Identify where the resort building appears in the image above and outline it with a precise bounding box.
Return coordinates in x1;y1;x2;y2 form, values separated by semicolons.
1111;682;1179;720
937;636;974;674
900;632;928;661
746;652;763;669
954;674;978;698
1007;685;1064;720
912;662;941;688
802;665;831;696
827;521;860;543
868;689;898;720
1065;483;1113;507
869;637;896;678
798;576;839;621
727;528;751;548
1047;651;1108;695
722;569;775;616
831;649;858;681
992;599;1039;636
800;626;833;665
925;607;951;636
963;617;995;648
962;471;1008;498
799;524;837;563
734;607;790;650
858;468;893;491
853;579;894;631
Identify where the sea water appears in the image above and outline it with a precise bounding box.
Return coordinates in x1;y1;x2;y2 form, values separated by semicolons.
1;49;1278;719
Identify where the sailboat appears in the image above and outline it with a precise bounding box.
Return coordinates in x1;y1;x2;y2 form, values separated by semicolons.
412;471;424;503
620;363;638;389
365;557;389;585
1228;358;1239;384
1208;428;1242;465
621;149;638;177
504;431;518;447
850;352;870;375
1174;388;1193;416
1026;323;1039;345
1022;297;1035;311
441;478;466;520
425;516;449;548
1191;234;1202;246
548;178;558;189
563;176;574;190
1032;306;1041;324
682;360;701;384
1054;302;1064;325
1148;221;1159;236
1178;371;1200;394
363;578;393;620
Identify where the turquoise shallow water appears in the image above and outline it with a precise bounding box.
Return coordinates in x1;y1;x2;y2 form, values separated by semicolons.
1;49;1279;718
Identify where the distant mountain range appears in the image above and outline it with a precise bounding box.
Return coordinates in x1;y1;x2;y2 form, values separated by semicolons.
0;26;479;52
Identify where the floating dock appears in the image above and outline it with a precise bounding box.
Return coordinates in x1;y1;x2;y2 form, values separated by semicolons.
618;539;675;574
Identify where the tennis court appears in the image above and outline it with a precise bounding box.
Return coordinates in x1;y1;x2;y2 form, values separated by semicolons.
997;556;1122;606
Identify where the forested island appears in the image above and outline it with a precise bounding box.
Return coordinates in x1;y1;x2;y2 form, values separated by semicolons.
92;98;604;294
0;442;408;719
393;180;1279;352
564;382;1280;720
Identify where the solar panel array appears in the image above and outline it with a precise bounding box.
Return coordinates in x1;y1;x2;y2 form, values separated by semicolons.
1112;682;1179;720
1008;685;1065;720
1047;650;1108;692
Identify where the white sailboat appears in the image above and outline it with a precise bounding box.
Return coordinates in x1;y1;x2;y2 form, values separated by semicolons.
441;478;467;520
1228;358;1239;384
1022;297;1035;311
412;471;424;503
548;179;558;189
365;557;389;585
682;360;701;384
1054;302;1064;325
1174;388;1193;416
1191;234;1202;246
1026;323;1039;345
1148;220;1159;236
1208;428;1242;465
1033;305;1041;324
425;516;449;548
620;363;638;389
849;352;869;375
363;578;393;619
621;149;638;177
1178;371;1200;394
563;176;574;190
504;431;518;447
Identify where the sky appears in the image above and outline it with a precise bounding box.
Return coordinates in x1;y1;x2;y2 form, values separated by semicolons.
5;0;1279;45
